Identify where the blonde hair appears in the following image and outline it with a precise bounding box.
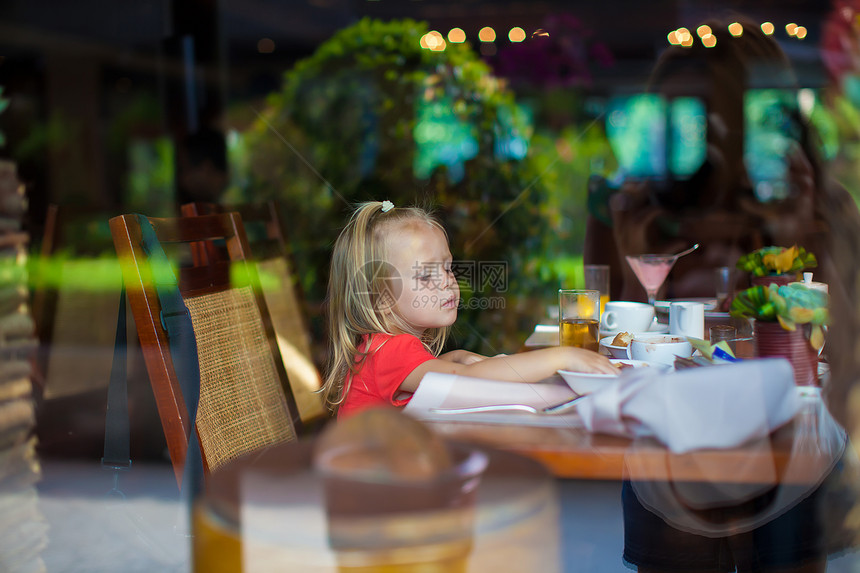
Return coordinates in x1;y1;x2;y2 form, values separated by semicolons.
322;201;451;413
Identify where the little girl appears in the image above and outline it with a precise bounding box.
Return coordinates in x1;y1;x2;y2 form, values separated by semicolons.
322;200;616;418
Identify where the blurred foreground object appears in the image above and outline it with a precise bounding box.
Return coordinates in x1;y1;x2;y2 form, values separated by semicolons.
0;159;47;572
193;408;562;571
315;408;483;571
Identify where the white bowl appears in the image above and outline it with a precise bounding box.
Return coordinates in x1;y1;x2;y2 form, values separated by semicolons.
599;335;630;358
627;333;693;366
558;359;652;395
599;333;663;358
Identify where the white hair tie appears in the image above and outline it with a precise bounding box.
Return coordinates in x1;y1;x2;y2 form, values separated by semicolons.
381;200;394;213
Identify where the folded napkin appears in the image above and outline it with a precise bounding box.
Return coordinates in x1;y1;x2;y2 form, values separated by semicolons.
577;358;800;454
404;372;582;428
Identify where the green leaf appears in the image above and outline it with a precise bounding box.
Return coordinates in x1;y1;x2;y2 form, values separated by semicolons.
810;325;825;349
776;315;795;331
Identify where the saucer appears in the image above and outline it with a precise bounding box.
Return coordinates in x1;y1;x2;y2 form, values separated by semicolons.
600;320;668;339
655;298;718;314
704;310;731;320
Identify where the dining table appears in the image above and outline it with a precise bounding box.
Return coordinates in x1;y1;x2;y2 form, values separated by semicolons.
422;317;846;489
423;385;839;486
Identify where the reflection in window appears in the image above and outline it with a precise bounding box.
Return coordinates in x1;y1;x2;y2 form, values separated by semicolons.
225;129;248;200
127;137;174;214
605;94;706;180
413;96;479;183
744;89;801;202
494;103;532;161
670;97;707;177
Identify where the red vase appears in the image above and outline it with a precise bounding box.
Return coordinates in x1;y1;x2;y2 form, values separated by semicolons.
750;274;797;288
753;320;819;386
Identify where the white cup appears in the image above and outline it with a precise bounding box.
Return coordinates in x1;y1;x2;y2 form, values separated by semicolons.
669;301;705;339
599;301;655;333
627;333;693;366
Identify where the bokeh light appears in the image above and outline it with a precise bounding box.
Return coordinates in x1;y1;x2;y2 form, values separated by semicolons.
728;22;743;37
668;30;681;45
796;26;807;39
786;23;798;36
701;33;717;48
421;31;445;51
448;28;466;43
676;27;694;47
478;27;496;42
696;24;712;38
508;27;526;42
761;22;775;35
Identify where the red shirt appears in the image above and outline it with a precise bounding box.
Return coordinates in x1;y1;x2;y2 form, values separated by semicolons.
337;333;436;419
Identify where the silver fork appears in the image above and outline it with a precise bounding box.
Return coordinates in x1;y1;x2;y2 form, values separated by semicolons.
428;394;586;416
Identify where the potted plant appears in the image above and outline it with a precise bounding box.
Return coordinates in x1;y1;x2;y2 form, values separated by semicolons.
735;245;817;287
730;282;828;386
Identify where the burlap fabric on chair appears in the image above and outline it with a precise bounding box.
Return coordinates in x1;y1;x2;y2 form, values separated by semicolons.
185;286;296;472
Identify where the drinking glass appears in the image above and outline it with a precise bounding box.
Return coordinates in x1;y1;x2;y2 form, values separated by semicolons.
710;324;737;352
584;264;610;315
558;289;600;351
715;267;732;309
625;254;678;306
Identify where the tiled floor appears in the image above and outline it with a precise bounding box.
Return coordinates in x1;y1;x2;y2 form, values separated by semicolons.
38;458;188;573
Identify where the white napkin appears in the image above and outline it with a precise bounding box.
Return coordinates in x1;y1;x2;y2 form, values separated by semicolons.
577;358;801;453
407;359;803;453
404;372;582;428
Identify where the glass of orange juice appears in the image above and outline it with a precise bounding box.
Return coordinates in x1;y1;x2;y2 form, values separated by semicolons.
558;289;600;352
584;264;610;315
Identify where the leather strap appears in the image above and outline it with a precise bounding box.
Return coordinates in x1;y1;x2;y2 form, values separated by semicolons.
102;214;204;498
136;214;203;497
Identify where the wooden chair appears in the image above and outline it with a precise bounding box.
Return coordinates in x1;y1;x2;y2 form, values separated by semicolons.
181;201;327;426
110;212;301;486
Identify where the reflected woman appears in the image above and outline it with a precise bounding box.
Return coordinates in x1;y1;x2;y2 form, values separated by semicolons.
584;16;860;573
585;17;850;304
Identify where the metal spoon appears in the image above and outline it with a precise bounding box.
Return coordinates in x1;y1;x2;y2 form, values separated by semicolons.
428;395;587;416
673;243;699;259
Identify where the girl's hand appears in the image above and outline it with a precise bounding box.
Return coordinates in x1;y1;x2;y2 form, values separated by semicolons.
559;347;618;375
439;350;488;365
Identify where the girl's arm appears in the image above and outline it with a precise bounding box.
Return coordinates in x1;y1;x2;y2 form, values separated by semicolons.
438;349;487;365
398;347;616;393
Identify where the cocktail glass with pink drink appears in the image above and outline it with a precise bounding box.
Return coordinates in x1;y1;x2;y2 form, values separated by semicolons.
625;254;680;306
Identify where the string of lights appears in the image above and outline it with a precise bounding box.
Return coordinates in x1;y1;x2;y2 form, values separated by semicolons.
667;21;809;48
420;26;533;52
